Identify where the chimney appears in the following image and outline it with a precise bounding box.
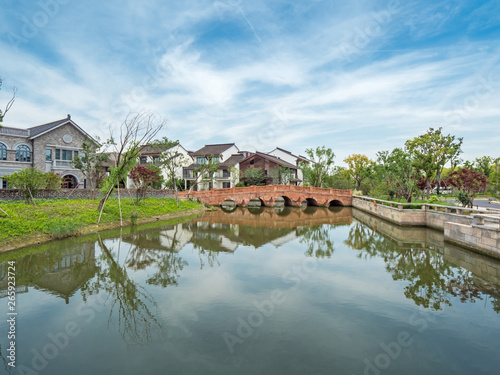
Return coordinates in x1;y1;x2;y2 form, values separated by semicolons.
67;114;71;119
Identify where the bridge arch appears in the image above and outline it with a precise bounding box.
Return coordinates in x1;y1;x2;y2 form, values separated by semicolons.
248;197;266;207
221;199;238;213
328;199;344;207
301;198;318;207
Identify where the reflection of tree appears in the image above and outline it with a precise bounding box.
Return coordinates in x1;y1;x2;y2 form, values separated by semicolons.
298;225;335;258
344;222;492;311
81;236;165;345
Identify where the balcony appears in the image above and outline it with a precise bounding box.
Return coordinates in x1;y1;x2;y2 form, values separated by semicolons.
215;171;231;179
51;160;77;169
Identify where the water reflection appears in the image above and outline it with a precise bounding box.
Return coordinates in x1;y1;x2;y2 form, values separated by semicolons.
350;209;500;312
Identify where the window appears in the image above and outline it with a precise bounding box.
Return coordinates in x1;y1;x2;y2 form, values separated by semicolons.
46;148;52;161
153;156;160;164
2;179;7;189
0;143;6;161
62;150;73;161
265;170;268;176
16;145;31;162
222;182;230;189
81;151;86;159
197;157;206;164
55;149;61;160
74;151;78;158
222;169;230;178
140;157;147;165
250;159;254;165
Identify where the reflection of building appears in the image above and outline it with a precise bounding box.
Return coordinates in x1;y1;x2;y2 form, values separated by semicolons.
0;242;97;303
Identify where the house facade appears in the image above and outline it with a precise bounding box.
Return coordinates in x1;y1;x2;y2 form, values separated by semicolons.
0;115;96;189
267;147;309;185
126;143;193;189
239;151;299;185
183;143;247;190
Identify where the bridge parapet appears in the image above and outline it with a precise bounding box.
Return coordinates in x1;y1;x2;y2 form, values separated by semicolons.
178;185;352;207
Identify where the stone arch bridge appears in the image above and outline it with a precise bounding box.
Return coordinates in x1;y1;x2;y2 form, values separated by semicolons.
179;185;352;207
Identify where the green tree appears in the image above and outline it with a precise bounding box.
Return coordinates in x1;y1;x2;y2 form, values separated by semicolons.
300;146;335;187
343;154;372;191
187;154;220;196
244;168;265;186
377;148;420;202
405;127;463;199
72;138;109;199
98;112;165;225
5;168;49;203
474;156;492;177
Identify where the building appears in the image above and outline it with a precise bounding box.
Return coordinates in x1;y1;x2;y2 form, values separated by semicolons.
183;143;246;190
0;115;97;189
126;143;192;189
266;147;310;185
239;151;300;185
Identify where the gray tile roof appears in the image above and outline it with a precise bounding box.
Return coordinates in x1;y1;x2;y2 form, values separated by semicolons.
28;115;72;138
220;153;246;167
192;143;236;157
244;152;298;170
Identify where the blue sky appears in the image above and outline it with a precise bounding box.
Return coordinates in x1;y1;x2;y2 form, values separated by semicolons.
1;0;499;164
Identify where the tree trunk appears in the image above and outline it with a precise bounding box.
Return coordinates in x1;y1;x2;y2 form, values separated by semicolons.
426;177;431;200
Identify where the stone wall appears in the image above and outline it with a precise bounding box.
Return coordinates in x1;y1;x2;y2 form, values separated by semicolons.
0;188;175;200
444;222;500;259
352;196;427;226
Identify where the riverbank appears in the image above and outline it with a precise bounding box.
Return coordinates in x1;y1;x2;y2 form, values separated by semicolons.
0;197;204;253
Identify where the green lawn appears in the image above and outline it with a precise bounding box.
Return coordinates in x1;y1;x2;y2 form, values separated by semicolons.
0;197;202;242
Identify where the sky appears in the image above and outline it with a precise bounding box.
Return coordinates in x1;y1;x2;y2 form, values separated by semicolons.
0;0;499;165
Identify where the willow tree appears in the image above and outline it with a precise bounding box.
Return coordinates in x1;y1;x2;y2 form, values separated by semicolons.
98;112;165;225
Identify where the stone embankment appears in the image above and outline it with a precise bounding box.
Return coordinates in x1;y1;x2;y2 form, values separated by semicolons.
353;196;500;259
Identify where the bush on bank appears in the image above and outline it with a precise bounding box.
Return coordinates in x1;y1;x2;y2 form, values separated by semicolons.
0;197;202;242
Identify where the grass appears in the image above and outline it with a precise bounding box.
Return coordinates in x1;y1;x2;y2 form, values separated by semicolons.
0;197;203;243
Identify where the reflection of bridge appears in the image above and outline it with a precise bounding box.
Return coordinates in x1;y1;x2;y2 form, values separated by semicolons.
179;185;352;207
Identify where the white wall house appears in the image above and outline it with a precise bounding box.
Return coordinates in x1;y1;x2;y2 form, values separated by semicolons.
267;147;310;186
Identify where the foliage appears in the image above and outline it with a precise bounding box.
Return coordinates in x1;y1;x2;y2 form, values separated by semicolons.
130;210;138;225
405;127;463;199
188;154;220;194
5;168;50;203
72;137;110;199
447;168;488;208
244;168;265;186
473;156;492;177
0;197;202;243
343;154;372;190
235;181;245;187
324;167;354;190
269;165;295;185
129;165;162;202
377;148;419;203
300;146;335;187
45;172;62;190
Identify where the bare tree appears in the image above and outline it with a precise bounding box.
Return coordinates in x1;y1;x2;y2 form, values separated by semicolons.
98;112;165;225
0;79;16;125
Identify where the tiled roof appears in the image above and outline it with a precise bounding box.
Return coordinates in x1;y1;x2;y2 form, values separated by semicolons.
243;152;298;170
271;147;310;162
139;144;175;155
192;143;236;157
28;116;71;138
220;153;245;167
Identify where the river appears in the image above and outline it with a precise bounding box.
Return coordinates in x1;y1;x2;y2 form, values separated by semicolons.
0;206;499;375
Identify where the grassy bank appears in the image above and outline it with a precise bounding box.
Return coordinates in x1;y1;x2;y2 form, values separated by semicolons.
0;197;203;248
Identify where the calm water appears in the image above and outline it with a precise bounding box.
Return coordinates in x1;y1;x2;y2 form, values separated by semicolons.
1;207;499;375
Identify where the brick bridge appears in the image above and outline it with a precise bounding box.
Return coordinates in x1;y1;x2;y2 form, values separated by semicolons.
179;185;352;207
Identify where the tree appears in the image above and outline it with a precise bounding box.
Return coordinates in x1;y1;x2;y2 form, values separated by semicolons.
270;165;294;185
0;78;16;126
324;166;354;190
243;168;265;186
229;165;242;187
149;138;187;205
129;165;162;203
300;146;335;187
405;127;463;199
447;168;487;208
474;156;492;177
5;168;55;203
377;148;420;202
72;138;110;199
98;112;165;225
187;154;220;197
343;154;372;191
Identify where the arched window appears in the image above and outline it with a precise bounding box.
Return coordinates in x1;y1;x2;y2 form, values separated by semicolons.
0;143;6;161
16;145;31;162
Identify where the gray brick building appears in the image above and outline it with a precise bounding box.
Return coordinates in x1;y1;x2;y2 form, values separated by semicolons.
0;115;96;189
